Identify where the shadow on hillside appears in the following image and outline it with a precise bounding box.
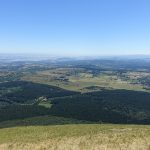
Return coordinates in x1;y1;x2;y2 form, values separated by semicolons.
49;89;150;124
0;81;79;103
1;89;150;128
0;115;93;129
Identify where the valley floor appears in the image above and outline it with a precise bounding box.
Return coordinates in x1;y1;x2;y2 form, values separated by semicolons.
0;116;150;150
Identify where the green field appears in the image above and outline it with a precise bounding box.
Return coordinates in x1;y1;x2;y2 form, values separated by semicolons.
22;68;150;92
0;115;150;150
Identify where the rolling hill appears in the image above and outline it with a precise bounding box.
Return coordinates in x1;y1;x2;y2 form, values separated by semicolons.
0;115;150;150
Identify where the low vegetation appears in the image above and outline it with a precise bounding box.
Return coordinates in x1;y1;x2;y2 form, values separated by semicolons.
0;116;150;150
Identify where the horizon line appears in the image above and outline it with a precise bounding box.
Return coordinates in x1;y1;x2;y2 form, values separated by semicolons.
0;52;150;57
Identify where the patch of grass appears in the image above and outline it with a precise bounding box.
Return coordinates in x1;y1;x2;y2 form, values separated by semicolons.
38;101;52;108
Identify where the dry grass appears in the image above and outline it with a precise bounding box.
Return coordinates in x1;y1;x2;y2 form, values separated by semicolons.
0;131;150;150
0;119;150;150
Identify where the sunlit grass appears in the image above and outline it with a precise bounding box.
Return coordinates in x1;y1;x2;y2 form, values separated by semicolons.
0;116;150;150
22;71;149;93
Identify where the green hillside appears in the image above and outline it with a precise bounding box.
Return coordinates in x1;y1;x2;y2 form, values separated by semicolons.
0;115;150;150
50;89;150;124
1;88;150;124
0;81;78;106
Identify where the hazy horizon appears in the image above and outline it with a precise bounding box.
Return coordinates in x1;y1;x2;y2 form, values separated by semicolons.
1;53;150;59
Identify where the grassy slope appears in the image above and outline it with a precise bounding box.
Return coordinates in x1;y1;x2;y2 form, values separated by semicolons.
0;116;150;150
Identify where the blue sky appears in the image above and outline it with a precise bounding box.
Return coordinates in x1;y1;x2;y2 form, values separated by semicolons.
0;0;150;56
